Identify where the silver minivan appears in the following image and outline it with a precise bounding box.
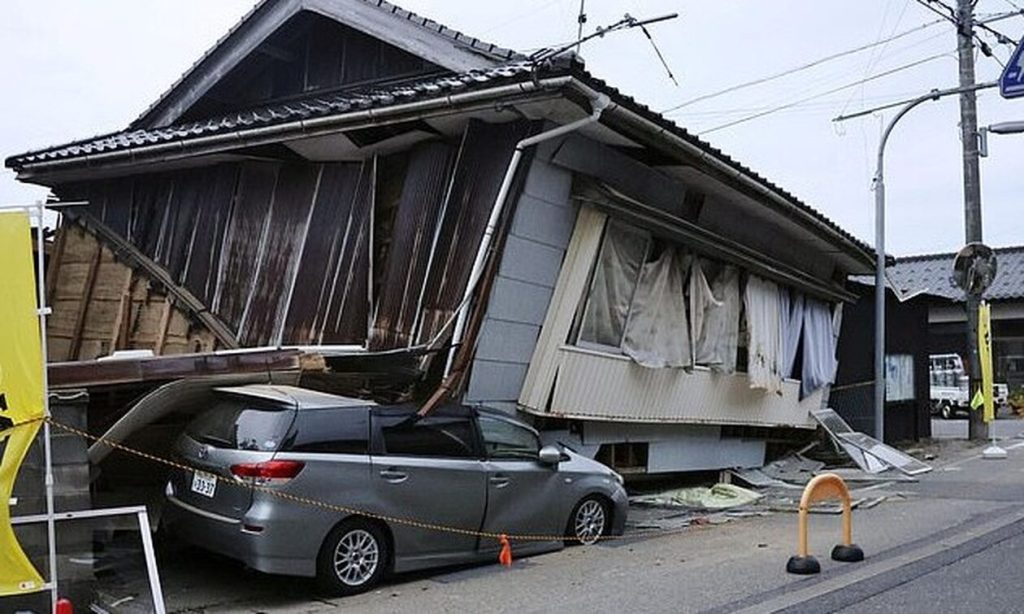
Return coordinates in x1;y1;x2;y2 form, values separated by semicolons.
161;385;627;595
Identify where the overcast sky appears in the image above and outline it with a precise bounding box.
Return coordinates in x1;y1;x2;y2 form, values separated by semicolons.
3;0;1023;256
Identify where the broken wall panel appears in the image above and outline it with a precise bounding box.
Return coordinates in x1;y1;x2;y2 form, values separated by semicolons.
181;165;240;306
282;162;364;344
416;119;530;344
212;162;279;330
45;223;218;361
318;161;375;345
369;141;456;349
240;163;321;346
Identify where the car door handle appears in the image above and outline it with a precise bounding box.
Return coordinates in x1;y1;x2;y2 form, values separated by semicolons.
489;475;510;488
379;469;408;483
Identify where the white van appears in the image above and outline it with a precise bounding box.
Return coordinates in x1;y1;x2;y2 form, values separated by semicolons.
929;353;1008;419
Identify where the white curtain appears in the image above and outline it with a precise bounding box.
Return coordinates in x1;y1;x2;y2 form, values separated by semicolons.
579;220;649;347
691;259;741;373
801;298;840;397
622;247;692;368
744;275;783;393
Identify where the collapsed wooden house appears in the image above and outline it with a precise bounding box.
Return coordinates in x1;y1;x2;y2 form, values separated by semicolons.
7;0;875;475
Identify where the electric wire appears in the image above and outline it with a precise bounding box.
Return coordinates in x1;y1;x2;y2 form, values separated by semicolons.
697;53;953;135
661;18;945;114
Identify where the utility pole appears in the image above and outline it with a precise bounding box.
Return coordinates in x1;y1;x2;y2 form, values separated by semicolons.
955;0;988;441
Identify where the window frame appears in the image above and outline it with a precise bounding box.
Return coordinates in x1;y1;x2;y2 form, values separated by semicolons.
477;413;542;462
572;218;652;354
369;406;484;460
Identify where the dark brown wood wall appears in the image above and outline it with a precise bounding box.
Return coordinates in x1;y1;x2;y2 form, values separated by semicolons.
52;119;530;360
180;12;442;123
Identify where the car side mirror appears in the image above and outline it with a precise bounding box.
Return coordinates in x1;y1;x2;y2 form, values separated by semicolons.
538;445;562;465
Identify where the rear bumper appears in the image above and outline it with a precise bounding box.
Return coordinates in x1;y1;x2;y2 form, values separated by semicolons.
163;491;328;577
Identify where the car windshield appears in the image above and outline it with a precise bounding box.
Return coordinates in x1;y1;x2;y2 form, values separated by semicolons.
185;397;295;452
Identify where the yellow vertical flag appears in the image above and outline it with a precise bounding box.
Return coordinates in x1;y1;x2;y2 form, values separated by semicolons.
0;211;46;595
978;301;995;424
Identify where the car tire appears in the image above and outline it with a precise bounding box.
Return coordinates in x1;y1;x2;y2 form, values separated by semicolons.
317;518;389;597
566;495;609;546
941;403;953;420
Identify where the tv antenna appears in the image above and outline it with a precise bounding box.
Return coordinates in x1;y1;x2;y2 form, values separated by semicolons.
531;12;680;86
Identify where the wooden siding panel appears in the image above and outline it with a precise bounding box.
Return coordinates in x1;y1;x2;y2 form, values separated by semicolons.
241;163;320;346
369;143;455;348
182;165;239;305
213;162;279;331
320;162;374;344
416;120;529;343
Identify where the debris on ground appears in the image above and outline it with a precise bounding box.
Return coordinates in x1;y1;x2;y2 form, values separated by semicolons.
630;483;763;510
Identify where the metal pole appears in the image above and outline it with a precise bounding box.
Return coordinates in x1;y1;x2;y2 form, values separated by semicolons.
34;201;59;612
956;0;988;441
869;82;995;442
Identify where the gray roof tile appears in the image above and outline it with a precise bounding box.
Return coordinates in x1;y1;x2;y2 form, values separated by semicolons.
887;246;1024;302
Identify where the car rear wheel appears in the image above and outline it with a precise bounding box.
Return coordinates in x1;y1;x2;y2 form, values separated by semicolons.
567;496;608;546
940;403;953;420
317;519;389;596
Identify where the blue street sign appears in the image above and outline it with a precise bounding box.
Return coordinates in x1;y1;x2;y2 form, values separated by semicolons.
1001;39;1024;99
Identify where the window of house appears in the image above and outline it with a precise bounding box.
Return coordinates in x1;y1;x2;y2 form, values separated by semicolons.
885;354;915;402
478;415;540;460
577;219;651;350
378;415;478;458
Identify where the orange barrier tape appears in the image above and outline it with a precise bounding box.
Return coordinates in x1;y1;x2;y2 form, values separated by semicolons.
45;417;690;545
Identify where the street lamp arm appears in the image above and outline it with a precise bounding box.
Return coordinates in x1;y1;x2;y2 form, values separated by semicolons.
870;79;997;441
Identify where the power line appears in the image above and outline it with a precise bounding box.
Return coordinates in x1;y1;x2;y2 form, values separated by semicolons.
661;18;944;114
697;53;952;135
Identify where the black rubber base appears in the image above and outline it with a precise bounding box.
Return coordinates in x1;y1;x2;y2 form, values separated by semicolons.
786;555;821;575
831;543;865;563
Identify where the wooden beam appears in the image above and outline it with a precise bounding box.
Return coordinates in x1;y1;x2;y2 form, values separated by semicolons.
68;241;103;360
68;211;239;348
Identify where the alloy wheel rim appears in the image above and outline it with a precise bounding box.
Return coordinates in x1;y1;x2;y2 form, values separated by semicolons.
333;529;380;586
574;500;605;545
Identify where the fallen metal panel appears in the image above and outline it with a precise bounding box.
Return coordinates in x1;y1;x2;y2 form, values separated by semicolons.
813;408;932;476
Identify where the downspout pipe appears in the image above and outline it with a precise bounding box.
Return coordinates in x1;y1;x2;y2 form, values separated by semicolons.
442;92;613;378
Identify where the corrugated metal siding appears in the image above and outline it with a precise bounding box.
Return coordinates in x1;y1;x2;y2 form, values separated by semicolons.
416;119;530;344
370;142;456;349
549;346;820;428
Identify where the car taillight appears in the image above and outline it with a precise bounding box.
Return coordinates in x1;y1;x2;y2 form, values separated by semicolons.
230;460;305;485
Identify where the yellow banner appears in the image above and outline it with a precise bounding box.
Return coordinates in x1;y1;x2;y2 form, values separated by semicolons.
978;301;995;424
0;210;45;595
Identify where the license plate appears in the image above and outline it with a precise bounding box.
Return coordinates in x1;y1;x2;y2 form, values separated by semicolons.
191;471;218;498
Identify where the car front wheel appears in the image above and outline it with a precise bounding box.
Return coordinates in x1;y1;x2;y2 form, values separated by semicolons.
567;496;608;546
317;519;389;596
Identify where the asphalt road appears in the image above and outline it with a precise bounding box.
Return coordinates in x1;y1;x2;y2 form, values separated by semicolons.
836;524;1024;614
930;415;1024;439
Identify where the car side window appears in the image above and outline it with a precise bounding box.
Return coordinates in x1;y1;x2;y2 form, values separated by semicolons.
378;414;478;458
284;407;369;454
478;415;540;461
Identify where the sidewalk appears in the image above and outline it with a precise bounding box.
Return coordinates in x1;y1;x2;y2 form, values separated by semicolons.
162;435;1024;613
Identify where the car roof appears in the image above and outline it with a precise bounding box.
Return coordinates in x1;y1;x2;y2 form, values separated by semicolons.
214;385;375;409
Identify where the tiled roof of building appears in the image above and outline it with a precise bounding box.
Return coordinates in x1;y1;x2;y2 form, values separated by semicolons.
887;246;1024;302
131;0;522;129
4;60;872;261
